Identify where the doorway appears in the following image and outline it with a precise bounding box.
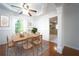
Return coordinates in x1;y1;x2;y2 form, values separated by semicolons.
50;16;58;43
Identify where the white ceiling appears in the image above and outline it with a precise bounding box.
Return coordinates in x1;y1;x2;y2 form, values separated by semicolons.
0;3;63;16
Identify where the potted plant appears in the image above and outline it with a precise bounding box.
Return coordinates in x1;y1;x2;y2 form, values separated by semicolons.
31;27;38;34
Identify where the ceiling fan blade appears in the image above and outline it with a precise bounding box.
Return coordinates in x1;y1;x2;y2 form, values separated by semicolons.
28;12;32;16
10;5;21;9
29;9;37;13
19;11;23;14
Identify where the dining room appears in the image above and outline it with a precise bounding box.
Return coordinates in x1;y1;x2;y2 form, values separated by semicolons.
0;3;50;56
0;14;50;56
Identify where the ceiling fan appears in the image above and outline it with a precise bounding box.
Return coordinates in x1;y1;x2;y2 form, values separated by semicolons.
9;3;37;16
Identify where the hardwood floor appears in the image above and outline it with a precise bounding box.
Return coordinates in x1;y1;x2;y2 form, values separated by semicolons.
0;40;79;56
41;42;61;56
41;49;49;56
0;45;5;56
62;46;79;56
49;42;61;56
41;41;79;56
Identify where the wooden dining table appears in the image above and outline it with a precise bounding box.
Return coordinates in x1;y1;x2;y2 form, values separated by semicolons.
12;33;41;43
11;32;42;56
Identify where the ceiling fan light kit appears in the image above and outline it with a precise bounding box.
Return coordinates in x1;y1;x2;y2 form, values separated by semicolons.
10;3;37;16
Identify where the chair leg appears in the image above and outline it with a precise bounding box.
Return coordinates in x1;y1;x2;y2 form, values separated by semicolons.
37;48;38;56
32;47;34;56
14;46;17;56
7;47;8;56
41;41;43;54
20;47;22;55
41;37;43;54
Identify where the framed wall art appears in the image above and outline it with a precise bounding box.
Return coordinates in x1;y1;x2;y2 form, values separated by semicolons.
0;16;9;27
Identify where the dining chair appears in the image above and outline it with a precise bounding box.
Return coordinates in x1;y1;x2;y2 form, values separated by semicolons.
22;38;34;56
7;34;24;56
14;33;26;55
32;35;43;56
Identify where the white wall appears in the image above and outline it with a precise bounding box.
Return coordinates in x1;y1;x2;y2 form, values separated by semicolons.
32;15;49;41
62;4;79;50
